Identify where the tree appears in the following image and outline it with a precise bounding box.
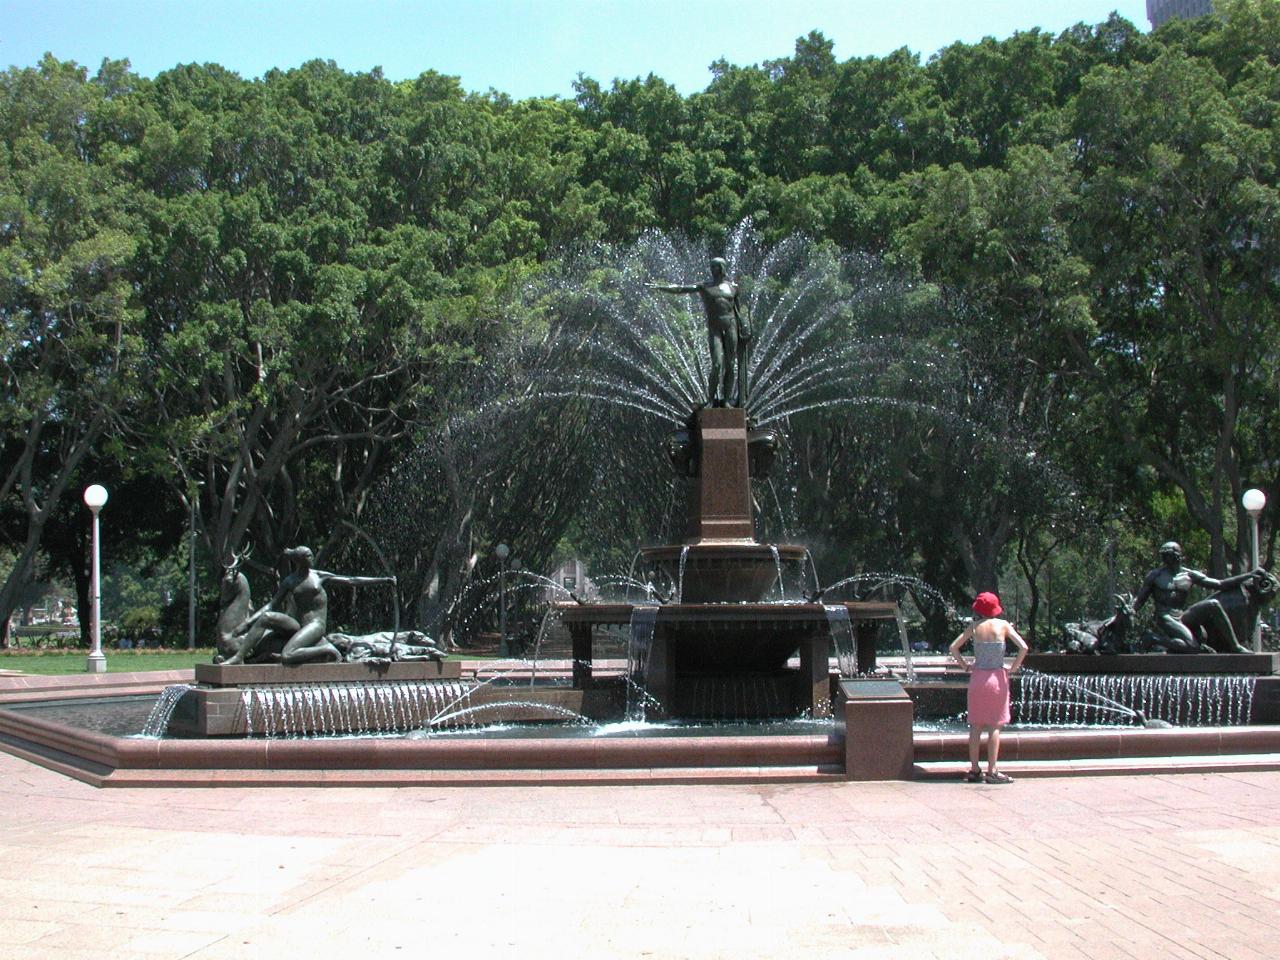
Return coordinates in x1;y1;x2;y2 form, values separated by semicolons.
891;143;1091;599
1070;24;1280;575
125;63;497;585
0;56;142;628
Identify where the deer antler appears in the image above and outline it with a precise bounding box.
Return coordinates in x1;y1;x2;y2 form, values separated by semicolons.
226;542;254;569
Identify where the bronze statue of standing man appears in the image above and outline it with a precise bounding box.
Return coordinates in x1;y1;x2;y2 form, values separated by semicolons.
650;257;752;408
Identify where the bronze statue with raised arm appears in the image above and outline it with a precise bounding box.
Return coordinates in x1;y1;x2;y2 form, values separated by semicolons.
650;257;751;407
222;546;396;665
1134;541;1263;653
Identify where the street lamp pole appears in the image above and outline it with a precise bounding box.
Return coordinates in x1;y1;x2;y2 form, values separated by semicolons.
187;490;197;650
496;542;510;657
510;558;523;656
83;484;109;673
1243;488;1267;652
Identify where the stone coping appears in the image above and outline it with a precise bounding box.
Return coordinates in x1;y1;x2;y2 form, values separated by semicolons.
1026;652;1279;675
640;542;808;559
0;705;844;786
558;601;900;626
913;724;1280;762
0;669;196;704
195;659;462;686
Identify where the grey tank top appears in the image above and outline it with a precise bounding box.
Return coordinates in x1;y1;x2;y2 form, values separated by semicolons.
973;639;1006;670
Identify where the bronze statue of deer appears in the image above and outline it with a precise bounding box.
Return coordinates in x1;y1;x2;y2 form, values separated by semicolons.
214;545;253;662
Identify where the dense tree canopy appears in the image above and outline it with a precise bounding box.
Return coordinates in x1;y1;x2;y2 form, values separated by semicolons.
3;1;1278;646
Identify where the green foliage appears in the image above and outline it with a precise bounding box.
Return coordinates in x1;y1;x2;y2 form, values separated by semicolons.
3;10;1279;637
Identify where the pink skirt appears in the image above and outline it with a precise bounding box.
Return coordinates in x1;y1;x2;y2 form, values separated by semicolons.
967;668;1010;727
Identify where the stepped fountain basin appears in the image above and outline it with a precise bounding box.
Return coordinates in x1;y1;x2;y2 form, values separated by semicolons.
561;600;899;717
2;667;1280;788
640;542;806;604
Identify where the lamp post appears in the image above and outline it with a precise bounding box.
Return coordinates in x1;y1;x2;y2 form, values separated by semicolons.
1243;488;1267;652
83;484;108;673
510;558;523;656
495;542;510;656
187;482;202;650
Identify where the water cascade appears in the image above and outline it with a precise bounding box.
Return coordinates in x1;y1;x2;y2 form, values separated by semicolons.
769;545;784;600
824;604;856;677
625;605;660;721
1015;672;1256;727
141;684;195;737
893;611;916;683
239;680;481;736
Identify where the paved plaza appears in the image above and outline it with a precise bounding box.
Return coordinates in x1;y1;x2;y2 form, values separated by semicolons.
0;751;1277;959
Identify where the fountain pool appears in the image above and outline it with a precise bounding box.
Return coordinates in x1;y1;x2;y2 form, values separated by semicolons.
3;656;1280;787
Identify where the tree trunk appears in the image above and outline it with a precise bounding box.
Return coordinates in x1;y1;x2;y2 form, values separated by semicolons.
0;521;46;635
72;546;92;649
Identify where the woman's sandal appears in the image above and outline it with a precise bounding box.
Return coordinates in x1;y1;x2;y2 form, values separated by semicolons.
984;771;1013;784
964;769;984;783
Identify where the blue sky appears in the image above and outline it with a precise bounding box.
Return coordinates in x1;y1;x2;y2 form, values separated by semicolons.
3;1;1152;98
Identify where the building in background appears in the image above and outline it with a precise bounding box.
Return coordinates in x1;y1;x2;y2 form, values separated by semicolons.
548;558;594;601
1147;0;1214;28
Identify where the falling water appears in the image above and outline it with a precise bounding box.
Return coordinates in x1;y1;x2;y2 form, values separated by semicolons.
681;675;796;720
527;605;566;682
819;571;950;610
769;545;785;601
140;684;194;737
677;545;690;603
236;680;490;737
824;604;856;676
425;701;591;728
803;550;821;601
625;605;660;721
893;610;916;682
624;551;645;602
1015;673;1256;727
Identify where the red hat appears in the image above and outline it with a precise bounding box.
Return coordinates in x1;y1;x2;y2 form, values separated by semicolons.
972;592;1002;618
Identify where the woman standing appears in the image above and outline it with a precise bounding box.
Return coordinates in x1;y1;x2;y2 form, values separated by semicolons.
950;591;1028;784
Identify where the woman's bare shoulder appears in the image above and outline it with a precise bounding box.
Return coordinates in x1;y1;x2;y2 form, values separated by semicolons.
970;619;998;640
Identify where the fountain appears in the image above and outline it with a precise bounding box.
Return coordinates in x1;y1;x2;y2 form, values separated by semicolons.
160;243;907;734
560;404;899;721
2;225;1279;785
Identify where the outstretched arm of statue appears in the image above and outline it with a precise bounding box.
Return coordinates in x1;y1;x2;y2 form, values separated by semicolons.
1193;568;1261;592
648;282;698;294
315;571;397;588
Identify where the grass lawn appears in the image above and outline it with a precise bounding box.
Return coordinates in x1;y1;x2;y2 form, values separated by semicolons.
0;650;215;675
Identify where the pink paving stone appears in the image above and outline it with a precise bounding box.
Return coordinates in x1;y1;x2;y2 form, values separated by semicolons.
0;751;1277;959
